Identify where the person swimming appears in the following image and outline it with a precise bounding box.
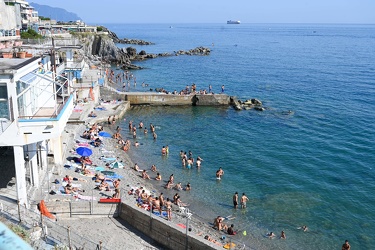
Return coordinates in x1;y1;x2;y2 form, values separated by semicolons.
266;232;276;238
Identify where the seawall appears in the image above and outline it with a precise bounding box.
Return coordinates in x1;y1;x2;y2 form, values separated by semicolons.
124;92;230;106
119;202;219;250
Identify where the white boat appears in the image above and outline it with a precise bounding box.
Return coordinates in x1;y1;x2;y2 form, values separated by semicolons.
227;20;240;24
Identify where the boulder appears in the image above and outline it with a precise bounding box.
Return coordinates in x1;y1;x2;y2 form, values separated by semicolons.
126;47;137;57
254;107;265;111
251;98;262;105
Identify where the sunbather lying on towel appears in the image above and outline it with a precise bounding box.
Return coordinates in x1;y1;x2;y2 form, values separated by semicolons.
98;179;110;191
64;183;84;194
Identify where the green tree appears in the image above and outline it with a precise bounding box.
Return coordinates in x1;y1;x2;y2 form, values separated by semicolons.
20;29;43;39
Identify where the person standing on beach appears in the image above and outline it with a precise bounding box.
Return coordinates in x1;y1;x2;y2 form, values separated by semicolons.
241;193;249;209
221;85;225;93
209;84;212;93
233;192;239;209
159;193;165;207
166;198;172;220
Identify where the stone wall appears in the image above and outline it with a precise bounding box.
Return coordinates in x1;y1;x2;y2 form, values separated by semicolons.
119;202;218;250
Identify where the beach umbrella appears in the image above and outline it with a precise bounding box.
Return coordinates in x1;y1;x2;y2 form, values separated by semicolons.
99;131;112;138
110;161;124;169
76;147;93;156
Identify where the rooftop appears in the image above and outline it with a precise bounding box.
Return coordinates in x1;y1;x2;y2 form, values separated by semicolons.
0;57;40;72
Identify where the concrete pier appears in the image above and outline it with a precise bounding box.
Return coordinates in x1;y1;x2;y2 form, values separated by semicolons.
124;92;230;106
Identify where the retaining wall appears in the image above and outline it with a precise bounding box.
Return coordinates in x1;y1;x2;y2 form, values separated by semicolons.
119;202;219;250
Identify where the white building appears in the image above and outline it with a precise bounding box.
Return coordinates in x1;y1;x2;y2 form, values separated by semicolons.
0;54;75;208
0;0;21;42
4;0;39;31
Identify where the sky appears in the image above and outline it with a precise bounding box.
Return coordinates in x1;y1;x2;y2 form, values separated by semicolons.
31;0;375;24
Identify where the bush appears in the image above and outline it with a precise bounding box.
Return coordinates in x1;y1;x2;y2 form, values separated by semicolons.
97;26;103;32
8;224;30;243
39;16;51;21
21;29;43;39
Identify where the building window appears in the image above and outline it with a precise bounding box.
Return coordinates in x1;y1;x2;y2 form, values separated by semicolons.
0;84;9;119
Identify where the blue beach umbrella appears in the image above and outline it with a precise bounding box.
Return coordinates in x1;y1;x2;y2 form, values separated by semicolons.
76;147;93;156
99;131;112;138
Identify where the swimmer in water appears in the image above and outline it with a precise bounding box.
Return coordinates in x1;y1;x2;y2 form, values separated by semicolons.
266;232;276;238
280;231;286;239
298;225;308;232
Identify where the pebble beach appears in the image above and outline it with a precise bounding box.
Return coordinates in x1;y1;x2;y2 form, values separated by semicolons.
48;93;233;249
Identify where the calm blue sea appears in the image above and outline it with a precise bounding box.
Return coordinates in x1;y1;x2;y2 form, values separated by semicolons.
105;23;375;249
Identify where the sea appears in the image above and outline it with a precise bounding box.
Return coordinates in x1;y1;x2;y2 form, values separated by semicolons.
103;23;375;249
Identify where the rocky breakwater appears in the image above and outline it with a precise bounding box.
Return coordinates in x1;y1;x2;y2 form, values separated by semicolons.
76;27;211;70
102;26;154;45
230;97;265;111
124;46;211;62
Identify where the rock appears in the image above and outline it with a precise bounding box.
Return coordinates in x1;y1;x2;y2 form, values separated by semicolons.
139;50;147;56
254;107;265;111
146;54;158;58
29;226;43;241
251;98;262;105
126;47;137;57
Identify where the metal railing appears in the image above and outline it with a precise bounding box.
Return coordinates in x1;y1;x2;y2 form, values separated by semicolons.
0;201;106;250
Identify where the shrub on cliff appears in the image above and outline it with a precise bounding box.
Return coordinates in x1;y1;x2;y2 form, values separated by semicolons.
21;29;43;39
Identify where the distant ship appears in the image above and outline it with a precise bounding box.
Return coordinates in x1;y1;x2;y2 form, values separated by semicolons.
227;20;240;24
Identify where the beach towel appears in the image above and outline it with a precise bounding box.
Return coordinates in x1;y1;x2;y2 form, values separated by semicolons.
100;157;116;162
95;181;114;188
95;166;105;171
75;194;97;201
95;107;107;111
153;211;168;217
62;182;81;188
101;171;123;179
57;186;74;196
99;198;121;203
80;172;95;177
